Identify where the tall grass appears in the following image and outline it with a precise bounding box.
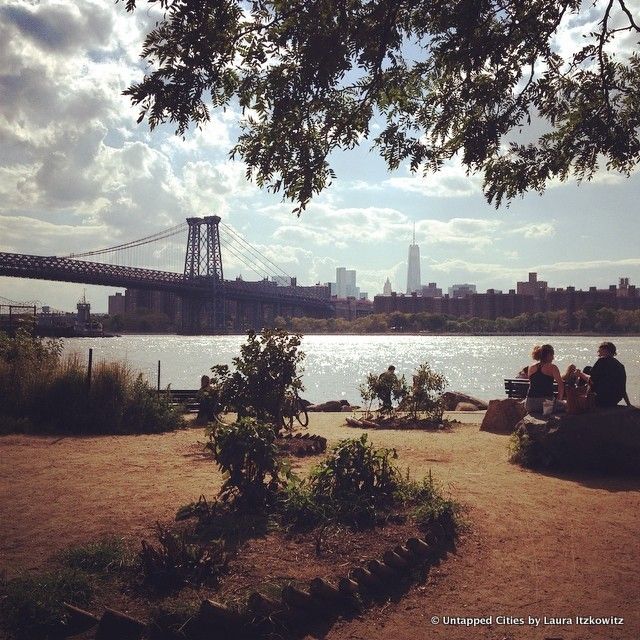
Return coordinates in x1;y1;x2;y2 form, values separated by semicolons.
0;330;184;435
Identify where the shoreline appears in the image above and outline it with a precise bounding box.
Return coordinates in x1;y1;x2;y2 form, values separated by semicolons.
65;331;640;337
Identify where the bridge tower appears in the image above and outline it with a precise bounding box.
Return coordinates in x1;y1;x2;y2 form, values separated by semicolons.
181;216;226;334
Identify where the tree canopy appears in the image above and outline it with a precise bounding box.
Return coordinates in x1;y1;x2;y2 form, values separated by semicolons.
122;0;640;212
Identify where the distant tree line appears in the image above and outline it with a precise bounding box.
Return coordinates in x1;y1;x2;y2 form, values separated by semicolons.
275;308;640;335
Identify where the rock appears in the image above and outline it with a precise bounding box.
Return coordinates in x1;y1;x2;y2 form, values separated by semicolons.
341;405;353;412
307;400;345;412
512;407;640;474
480;399;527;433
442;391;488;411
455;402;479;411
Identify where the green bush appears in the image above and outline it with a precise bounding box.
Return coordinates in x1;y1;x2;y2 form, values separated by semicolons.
279;436;462;537
210;329;305;430
0;569;92;640
402;363;448;421
210;418;282;507
309;434;400;526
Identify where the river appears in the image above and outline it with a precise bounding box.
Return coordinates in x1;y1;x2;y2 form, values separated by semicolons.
61;334;640;405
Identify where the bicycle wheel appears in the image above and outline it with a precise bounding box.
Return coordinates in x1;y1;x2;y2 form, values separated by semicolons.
295;406;309;427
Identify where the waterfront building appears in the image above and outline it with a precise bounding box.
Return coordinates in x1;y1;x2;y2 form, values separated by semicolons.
517;272;548;299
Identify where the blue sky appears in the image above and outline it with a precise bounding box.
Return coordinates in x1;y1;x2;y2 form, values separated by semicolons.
1;0;639;312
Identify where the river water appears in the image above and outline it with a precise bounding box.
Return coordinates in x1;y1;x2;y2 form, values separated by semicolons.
61;334;640;405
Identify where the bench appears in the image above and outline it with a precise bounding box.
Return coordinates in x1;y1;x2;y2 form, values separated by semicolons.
504;378;559;399
162;389;200;412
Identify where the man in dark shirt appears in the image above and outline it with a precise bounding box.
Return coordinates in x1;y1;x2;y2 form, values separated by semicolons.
578;342;632;407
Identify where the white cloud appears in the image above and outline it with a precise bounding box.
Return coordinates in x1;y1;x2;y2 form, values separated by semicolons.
385;161;482;198
509;222;556;239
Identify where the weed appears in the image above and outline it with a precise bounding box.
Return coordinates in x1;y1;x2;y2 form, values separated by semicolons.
139;524;227;592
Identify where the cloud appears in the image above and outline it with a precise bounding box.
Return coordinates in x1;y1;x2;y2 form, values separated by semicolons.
536;258;640;273
384;161;482;198
1;3;113;54
509;222;556;239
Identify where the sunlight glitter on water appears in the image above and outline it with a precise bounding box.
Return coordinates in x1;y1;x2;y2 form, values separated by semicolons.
62;334;640;404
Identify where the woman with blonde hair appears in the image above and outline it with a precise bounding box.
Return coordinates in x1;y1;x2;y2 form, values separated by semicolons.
525;344;565;414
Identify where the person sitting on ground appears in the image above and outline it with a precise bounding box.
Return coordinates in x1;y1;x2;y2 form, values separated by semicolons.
516;365;529;379
525;344;565;414
576;341;632;407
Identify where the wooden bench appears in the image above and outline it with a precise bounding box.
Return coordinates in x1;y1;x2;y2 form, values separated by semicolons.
504;378;559;399
162;389;200;412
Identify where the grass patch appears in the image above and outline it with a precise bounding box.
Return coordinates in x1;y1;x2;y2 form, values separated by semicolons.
58;537;133;574
0;569;92;640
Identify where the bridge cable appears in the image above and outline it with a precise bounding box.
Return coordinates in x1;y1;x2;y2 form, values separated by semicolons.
221;238;273;281
220;222;293;280
219;231;286;282
62;223;187;259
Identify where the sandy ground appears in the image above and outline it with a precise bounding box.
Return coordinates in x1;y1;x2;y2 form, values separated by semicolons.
1;412;639;640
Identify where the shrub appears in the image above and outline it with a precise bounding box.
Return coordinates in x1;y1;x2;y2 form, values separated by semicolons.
139;524;227;592
210;329;305;430
359;371;407;416
359;361;447;422
309;434;401;526
402;363;448;421
210;418;282;507
0;569;92;640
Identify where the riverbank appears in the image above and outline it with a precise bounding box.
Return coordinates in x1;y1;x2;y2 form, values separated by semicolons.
1;413;638;639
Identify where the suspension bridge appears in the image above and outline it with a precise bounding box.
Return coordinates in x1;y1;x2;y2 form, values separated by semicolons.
0;216;333;334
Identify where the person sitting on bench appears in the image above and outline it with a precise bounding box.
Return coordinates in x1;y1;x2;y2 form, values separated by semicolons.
525;344;565;414
576;341;632;407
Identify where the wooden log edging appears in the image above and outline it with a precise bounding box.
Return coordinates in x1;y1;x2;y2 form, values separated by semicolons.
61;523;452;639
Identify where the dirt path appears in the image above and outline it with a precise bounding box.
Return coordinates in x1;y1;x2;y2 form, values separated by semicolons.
1;413;638;640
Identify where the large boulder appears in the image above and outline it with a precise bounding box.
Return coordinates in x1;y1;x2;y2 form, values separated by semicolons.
511;407;640;474
442;391;488;411
480;399;527;433
307;400;350;412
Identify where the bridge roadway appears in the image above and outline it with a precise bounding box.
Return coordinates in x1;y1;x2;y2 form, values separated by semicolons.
0;252;333;314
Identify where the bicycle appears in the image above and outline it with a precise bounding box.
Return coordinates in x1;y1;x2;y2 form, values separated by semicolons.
281;390;309;432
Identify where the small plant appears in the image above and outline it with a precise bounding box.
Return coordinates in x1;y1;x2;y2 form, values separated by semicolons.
139;524;227;591
59;537;132;573
359;371;407;417
359;361;447;423
402;363;448;421
0;569;92;640
210;418;282;507
309;434;401;526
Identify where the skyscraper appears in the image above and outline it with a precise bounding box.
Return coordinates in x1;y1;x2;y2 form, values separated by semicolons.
406;223;421;294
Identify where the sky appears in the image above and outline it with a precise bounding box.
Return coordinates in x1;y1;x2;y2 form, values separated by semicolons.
1;0;639;313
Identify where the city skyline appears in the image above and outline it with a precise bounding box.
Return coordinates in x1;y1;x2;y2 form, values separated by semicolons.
1;1;639;313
